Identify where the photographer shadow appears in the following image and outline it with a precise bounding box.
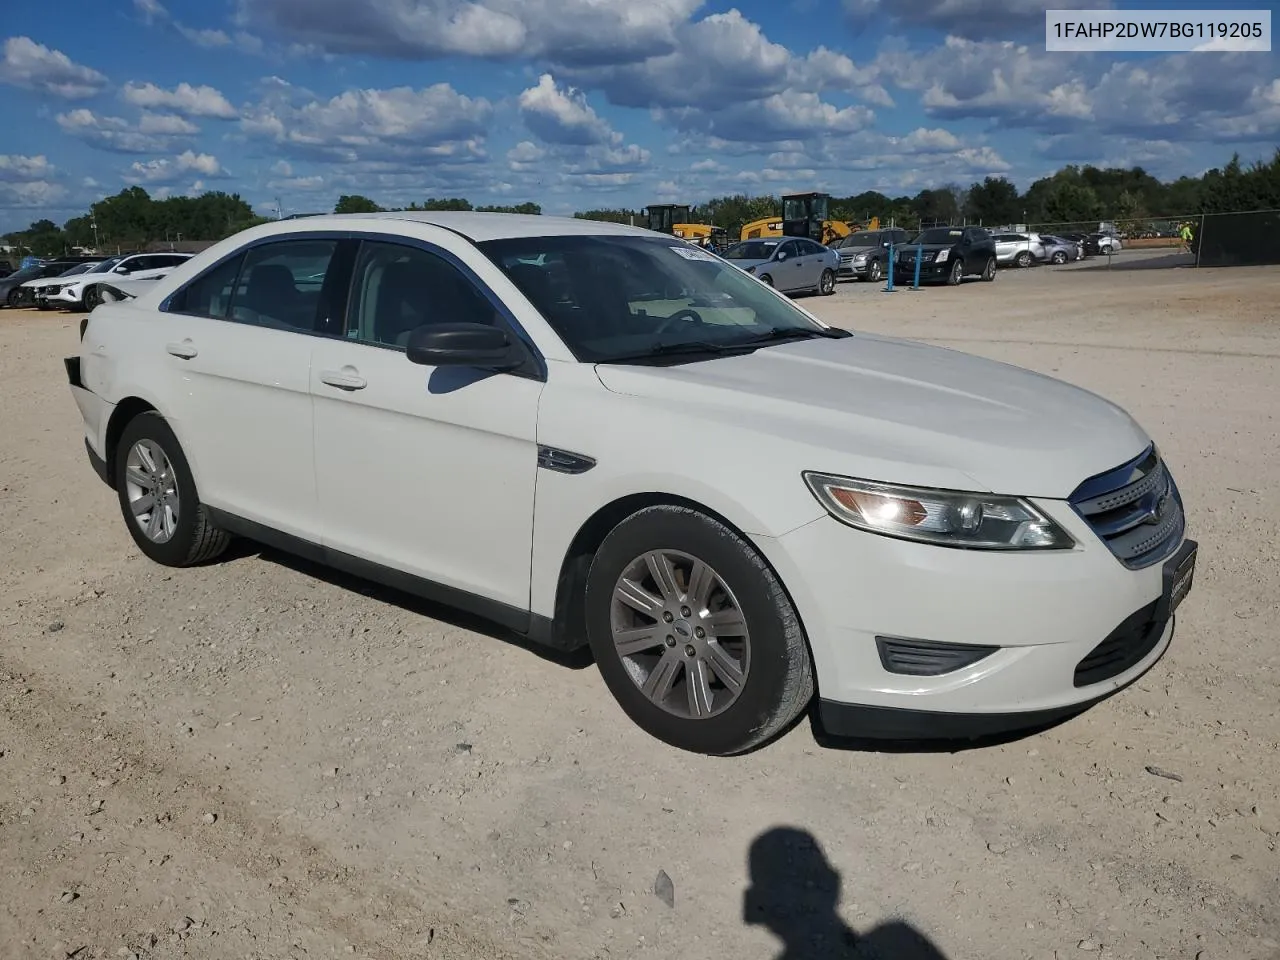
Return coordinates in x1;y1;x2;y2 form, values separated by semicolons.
744;827;951;960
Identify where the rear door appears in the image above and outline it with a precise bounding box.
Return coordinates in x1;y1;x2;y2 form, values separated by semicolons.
155;235;349;539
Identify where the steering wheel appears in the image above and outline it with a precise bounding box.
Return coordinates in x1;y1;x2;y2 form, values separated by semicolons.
653;307;705;336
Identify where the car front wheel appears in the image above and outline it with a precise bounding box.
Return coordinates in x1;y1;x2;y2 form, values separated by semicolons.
867;259;882;282
946;258;964;285
1051;251;1068;264
585;505;814;755
114;411;231;567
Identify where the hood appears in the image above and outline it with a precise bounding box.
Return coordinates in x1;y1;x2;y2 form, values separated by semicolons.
593;333;1149;498
835;244;880;256
902;243;955;253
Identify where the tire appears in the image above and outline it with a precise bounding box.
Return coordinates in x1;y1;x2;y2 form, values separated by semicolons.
114;411;231;567
1051;251;1067;264
584;505;815;756
5;289;20;308
1015;251;1033;268
946;258;964;286
980;256;996;281
867;259;882;282
818;268;836;295
758;273;773;287
82;285;102;311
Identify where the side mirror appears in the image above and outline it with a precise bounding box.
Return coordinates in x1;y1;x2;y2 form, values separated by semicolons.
405;322;521;370
775;250;788;261
115;266;131;274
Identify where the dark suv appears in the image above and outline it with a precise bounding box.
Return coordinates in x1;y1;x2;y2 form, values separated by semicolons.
894;226;997;286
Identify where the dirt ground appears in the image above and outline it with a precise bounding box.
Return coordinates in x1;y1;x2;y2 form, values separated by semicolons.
2;254;1278;960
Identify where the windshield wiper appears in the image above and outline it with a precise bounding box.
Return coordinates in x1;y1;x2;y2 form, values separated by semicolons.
735;326;851;346
598;339;759;365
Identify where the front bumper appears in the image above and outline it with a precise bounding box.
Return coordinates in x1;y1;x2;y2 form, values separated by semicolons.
753;504;1195;740
893;259;950;281
49;286;86;306
838;259;871;276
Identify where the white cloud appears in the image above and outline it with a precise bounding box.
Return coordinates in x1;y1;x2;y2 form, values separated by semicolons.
57;109;191;153
0;154;56;181
0;180;69;208
518;74;614;146
271;159;293;176
0;36;108;99
124;150;226;184
137;112;201;135
121;81;237;119
240;81;493;163
506;141;548;170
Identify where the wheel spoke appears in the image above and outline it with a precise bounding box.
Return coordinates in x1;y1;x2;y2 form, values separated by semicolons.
644;552;681;604
615;577;664;618
707;607;746;636
705;640;744;693
145;505;164;540
686;658;713;718
130;493;155;517
136;443;157;473
614;625;663;656
685;560;715;612
642;654;681;702
126;467;151;489
161;503;178;540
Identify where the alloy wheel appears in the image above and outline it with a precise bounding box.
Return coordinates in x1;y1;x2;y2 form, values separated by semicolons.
124;439;181;543
609;549;750;720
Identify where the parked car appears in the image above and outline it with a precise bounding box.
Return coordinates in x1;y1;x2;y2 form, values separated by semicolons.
720;237;839;295
1058;233;1099;256
1;259;90;307
66;212;1196;755
1037;235;1080;264
894;226;998;285
829;228;911;282
45;253;192;311
1091;233;1122;254
24;261;103;309
991;233;1045;267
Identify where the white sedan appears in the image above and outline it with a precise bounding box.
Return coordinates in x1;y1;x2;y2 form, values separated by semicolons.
65;212;1196;755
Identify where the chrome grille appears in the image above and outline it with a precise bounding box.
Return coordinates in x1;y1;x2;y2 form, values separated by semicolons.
1069;445;1186;569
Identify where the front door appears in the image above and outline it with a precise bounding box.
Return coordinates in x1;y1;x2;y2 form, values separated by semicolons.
310;237;544;613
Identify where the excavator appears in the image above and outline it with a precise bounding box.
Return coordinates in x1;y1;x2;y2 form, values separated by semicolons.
643;204;728;248
738;192;879;244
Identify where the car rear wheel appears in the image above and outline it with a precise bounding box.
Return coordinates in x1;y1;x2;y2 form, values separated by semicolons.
115;412;231;567
818;269;836;295
981;256;996;281
1015;251;1033;268
946;258;964;285
1051;251;1068;264
585;504;814;755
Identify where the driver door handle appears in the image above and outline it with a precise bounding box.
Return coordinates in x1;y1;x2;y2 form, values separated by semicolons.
320;368;367;391
165;340;197;359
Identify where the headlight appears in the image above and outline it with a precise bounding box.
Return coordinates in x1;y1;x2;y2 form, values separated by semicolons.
802;472;1075;550
934;249;950;263
853;254;867;262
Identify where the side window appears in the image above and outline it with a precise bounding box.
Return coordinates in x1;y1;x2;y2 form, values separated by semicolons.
166;252;246;319
776;241;795;259
802;239;826;255
226;239;337;332
347;241;498;349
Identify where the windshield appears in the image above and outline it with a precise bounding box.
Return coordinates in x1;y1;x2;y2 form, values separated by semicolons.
8;266;44;281
58;262;99;277
478;235;839;364
87;256;125;273
911;228;964;245
832;232;881;249
721;240;780;260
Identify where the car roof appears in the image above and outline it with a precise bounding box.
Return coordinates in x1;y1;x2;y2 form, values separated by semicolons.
284;211;659;243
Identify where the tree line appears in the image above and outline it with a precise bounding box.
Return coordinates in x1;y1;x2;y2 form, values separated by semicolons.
5;149;1277;258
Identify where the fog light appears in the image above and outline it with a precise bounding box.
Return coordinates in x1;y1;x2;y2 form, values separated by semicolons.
876;636;999;676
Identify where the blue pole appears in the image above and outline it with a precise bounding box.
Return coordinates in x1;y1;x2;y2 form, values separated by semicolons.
912;242;922;289
884;242;895;292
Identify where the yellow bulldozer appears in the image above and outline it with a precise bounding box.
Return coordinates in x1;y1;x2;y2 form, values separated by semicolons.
643;204;728;248
739;192;878;244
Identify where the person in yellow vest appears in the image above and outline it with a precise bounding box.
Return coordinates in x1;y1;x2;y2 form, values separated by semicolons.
1179;222;1193;253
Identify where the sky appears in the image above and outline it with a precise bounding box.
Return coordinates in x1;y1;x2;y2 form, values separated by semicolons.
0;0;1277;231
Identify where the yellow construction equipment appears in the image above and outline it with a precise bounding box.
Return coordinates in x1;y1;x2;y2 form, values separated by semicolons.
644;204;728;247
737;194;880;244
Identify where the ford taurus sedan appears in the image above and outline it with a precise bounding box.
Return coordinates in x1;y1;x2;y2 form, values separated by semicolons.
720;237;839;295
65;212;1196;755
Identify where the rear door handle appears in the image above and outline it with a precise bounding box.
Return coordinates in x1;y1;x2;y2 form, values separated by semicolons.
165;340;197;359
319;368;366;391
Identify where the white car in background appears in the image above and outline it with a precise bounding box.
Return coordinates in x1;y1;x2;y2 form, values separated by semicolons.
47;252;193;311
21;261;102;309
65;212;1196;755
